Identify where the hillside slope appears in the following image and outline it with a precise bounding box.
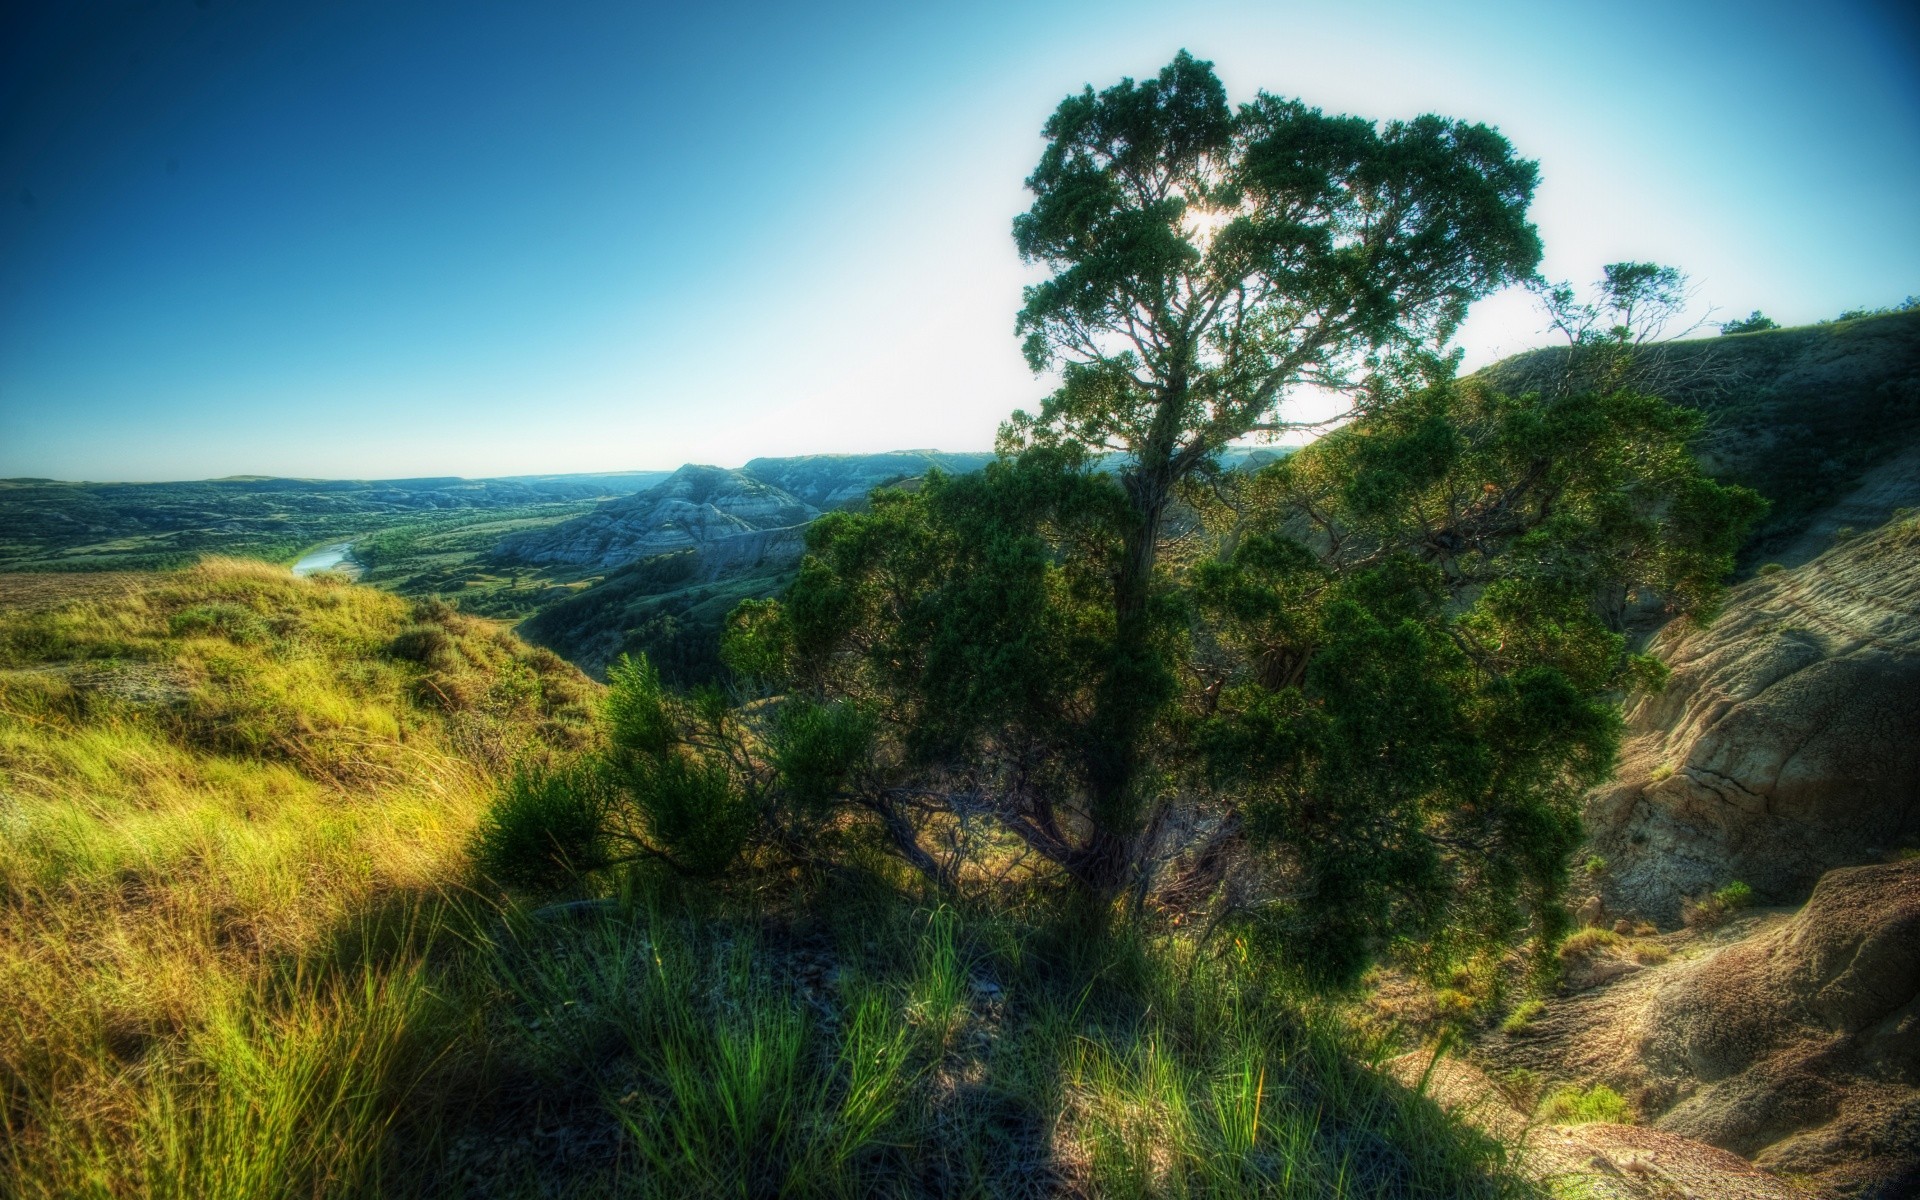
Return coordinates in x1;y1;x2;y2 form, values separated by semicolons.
1479;309;1920;564
0;471;670;573
0;561;595;1193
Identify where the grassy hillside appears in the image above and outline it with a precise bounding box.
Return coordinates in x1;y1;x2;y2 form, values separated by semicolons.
0;563;1536;1198
1479;308;1920;563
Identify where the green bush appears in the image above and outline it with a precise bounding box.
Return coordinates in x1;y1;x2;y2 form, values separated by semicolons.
1719;311;1778;335
1538;1084;1632;1124
623;752;754;877
475;762;612;891
1714;880;1753;910
387;624;454;666
1501;999;1545;1034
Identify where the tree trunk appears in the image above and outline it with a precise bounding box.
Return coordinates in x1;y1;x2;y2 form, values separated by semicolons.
1071;408;1181;899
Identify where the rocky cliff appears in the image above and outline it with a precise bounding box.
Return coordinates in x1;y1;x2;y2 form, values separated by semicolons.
1583;516;1919;926
1482;859;1920;1199
497;465;817;570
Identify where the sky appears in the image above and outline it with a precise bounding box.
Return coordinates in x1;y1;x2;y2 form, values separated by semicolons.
2;0;1916;482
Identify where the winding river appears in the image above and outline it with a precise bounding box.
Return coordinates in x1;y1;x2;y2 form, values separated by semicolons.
291;541;360;578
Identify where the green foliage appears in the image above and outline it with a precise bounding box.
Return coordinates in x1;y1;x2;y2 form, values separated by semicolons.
1834;295;1919;322
1720;310;1778;335
601;655;755;876
170;602;271;645
771;699;874;815
475;762;613;891
719;597;795;686
749;54;1763;989
1501;1000;1545;1034
1715;880;1754;910
1537;1084;1632;1125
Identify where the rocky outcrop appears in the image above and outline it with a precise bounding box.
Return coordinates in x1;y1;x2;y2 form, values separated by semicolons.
1382;1052;1805;1199
1585;517;1920;925
498;465;817;570
1487;859;1920;1198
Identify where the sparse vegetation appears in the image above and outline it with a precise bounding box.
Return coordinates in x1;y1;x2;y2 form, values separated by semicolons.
1720;311;1778;335
1537;1084;1632;1125
1557;928;1625;960
1501;1000;1546;1035
1681;880;1756;928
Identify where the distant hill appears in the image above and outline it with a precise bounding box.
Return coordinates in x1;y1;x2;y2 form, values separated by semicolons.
496;452;1001;574
738;451;996;508
1478;308;1920;565
0;470;672;572
496;464;819;570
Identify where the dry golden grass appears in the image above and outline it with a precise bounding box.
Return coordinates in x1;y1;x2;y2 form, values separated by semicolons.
0;559;592;1195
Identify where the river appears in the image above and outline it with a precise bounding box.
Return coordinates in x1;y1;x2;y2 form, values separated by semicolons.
291;541;360;578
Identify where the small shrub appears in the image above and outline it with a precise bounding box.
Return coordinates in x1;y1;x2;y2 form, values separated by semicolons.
170;603;269;645
1581;855;1606;875
1632;942;1671;966
1431;987;1477;1026
388;624;454;666
1682;880;1755;928
1557;928;1623;960
1758;562;1785;575
475;761;612;892
1719;311;1777;335
1714;880;1753;910
1538;1084;1632;1125
623;752;755;877
1501;999;1545;1035
1649;762;1674;782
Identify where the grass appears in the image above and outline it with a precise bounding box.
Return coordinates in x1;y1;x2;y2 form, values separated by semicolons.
1500;1001;1545;1036
0;562;1542;1198
1681;880;1756;929
1554;928;1623;961
1535;1086;1631;1126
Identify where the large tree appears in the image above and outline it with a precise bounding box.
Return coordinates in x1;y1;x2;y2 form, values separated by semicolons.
998;51;1542;888
502;54;1760;984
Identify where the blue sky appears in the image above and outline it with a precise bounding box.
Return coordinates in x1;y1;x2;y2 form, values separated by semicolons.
3;0;1916;481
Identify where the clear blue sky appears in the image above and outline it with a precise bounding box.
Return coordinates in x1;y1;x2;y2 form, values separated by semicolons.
3;0;1916;481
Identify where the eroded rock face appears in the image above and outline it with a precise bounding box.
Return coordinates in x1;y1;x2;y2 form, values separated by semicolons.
1586;518;1920;926
1381;1052;1806;1199
1634;859;1920;1196
1488;860;1920;1198
498;465;817;569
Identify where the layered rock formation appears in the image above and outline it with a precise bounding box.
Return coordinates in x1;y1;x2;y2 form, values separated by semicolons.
497;465;817;570
1488;859;1920;1198
1585;517;1920;925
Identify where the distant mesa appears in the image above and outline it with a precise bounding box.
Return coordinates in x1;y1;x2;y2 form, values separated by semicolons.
495;452;995;571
